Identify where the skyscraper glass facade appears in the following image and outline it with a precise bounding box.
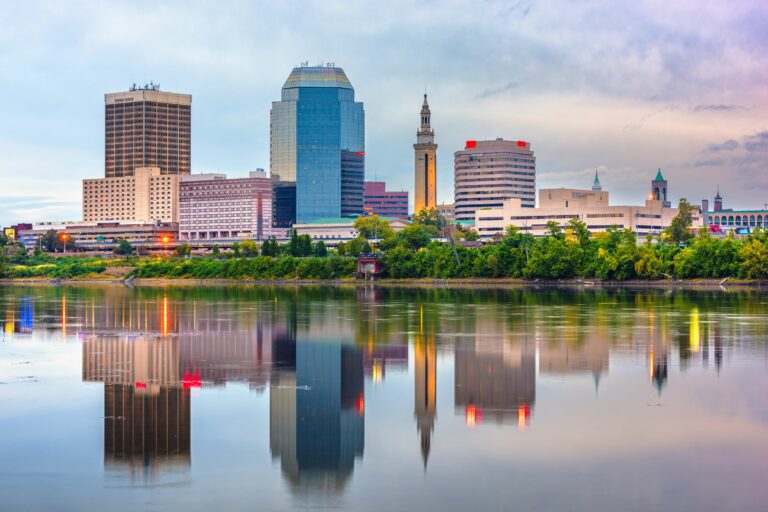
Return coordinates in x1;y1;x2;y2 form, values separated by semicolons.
270;65;365;225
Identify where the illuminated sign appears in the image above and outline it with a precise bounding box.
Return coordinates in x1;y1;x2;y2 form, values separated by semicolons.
465;140;477;149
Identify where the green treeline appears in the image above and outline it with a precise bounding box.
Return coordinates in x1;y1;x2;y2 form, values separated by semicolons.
2;209;768;281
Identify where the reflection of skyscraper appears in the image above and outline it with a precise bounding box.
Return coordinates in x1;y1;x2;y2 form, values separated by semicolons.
82;337;190;472
414;327;436;467
454;334;535;427
648;313;670;394
178;306;277;390
539;335;609;389
270;341;364;493
104;384;190;470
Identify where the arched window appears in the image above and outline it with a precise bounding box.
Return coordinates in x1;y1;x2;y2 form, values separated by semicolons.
715;216;721;226
758;215;763;228
663;188;667;201
736;216;742;226
654;187;660;200
728;216;734;225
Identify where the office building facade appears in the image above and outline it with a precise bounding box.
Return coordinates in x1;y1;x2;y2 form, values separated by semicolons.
83;166;180;223
413;95;437;214
454;139;536;221
179;171;273;241
474;173;701;238
270;64;365;226
363;181;409;218
105;85;191;178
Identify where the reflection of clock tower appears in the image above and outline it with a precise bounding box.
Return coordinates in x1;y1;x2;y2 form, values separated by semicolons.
413;95;437;214
414;305;436;469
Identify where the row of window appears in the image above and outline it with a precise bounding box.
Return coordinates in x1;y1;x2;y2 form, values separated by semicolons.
713;215;764;227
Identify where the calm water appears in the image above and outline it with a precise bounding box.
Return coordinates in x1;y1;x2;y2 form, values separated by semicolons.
1;285;767;512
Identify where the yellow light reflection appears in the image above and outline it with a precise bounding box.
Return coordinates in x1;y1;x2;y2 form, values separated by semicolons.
690;308;700;352
371;361;383;383
162;296;169;336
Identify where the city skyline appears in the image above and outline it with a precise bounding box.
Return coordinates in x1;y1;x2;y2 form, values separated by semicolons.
1;0;767;224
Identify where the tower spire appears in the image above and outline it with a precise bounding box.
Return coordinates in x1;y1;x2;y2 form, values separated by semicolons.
414;93;437;213
592;169;601;191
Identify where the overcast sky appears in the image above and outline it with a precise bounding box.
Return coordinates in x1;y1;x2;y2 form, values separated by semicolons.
1;0;766;223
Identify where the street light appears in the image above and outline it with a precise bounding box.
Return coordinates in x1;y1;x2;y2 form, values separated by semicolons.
59;233;70;254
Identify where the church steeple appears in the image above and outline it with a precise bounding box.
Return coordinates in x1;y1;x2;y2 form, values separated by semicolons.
592;169;602;191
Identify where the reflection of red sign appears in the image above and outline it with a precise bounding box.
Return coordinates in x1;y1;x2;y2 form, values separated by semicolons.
183;371;202;389
357;394;365;415
466;404;482;426
518;404;531;431
135;381;147;389
355;151;365;157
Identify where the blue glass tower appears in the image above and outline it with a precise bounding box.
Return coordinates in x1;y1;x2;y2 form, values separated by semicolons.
270;64;365;225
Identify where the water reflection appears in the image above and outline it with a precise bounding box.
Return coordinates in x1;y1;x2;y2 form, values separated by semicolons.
1;285;767;509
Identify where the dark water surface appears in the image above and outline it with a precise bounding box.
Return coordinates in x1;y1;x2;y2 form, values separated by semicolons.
1;284;767;511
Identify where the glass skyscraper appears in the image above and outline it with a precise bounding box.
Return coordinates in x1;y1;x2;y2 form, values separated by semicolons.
270;64;365;226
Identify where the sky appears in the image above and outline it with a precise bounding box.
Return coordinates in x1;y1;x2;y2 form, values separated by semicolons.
0;0;766;224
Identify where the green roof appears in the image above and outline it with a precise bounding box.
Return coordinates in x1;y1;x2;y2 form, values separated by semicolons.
300;216;409;225
655;168;664;181
301;218;354;225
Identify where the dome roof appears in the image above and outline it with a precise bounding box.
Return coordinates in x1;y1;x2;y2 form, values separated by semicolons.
282;65;353;90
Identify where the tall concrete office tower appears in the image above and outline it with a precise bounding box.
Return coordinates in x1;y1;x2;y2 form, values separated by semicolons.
270;64;365;226
105;84;191;178
413;95;437;214
453;139;536;221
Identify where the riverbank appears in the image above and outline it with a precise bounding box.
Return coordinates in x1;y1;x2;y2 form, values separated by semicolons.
2;276;768;290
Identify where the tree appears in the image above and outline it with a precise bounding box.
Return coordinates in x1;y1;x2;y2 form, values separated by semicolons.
665;198;695;245
739;229;768;278
40;230;61;252
240;239;259;257
345;236;367;256
412;208;445;229
261;238;280;256
113;239;133;255
396;224;437;251
463;229;480;241
354;215;394;240
298;234;312;257
211;246;221;258
174;243;191;257
313;240;328;257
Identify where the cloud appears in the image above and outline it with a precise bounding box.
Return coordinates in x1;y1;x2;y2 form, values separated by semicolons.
0;196;81;224
477;81;519;98
694;158;725;167
705;139;739;152
693;104;748;112
744;131;768;152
